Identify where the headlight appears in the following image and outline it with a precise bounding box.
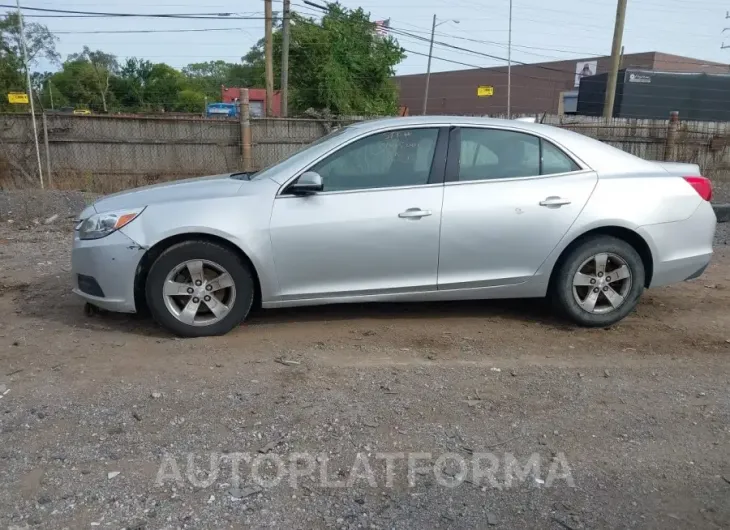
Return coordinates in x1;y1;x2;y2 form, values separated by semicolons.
77;207;146;240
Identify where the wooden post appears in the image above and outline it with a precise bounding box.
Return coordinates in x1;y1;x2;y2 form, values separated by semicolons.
42;112;52;188
281;0;291;117
664;111;679;161
239;88;253;172
264;0;274;117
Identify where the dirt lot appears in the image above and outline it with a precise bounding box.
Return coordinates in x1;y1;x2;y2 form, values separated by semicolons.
1;221;729;530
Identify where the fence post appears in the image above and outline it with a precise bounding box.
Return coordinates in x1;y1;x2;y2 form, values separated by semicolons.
42;112;52;188
664;111;679;161
239;88;253;172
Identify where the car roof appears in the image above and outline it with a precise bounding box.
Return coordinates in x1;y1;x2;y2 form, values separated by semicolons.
349;116;657;174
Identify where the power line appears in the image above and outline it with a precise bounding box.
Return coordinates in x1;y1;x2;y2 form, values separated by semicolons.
0;4;276;19
53;27;252;35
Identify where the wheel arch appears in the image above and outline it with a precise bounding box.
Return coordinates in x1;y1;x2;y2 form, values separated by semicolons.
548;226;654;291
133;232;262;314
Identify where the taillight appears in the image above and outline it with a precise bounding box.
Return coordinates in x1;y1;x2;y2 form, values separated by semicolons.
683;176;712;202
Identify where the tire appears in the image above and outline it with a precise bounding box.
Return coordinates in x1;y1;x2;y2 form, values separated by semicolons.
145;240;255;337
551;235;645;327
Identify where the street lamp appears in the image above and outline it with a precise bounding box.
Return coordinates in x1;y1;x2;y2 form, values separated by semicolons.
422;16;459;115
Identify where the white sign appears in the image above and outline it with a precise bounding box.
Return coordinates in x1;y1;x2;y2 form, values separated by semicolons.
574;60;597;87
628;72;652;83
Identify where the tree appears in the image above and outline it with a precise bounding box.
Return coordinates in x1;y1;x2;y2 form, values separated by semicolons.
50;59;105;110
174;89;206;113
240;4;404;115
0;13;59;65
0;13;58;110
68;47;118;112
145;63;184;111
182;60;264;101
114;57;154;109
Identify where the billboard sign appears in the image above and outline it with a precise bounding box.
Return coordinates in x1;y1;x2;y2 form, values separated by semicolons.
574;60;597;87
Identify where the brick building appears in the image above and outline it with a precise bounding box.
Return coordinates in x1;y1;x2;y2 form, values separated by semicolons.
393;52;729;116
221;86;282;117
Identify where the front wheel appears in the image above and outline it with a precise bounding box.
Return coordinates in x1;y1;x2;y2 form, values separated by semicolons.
551;235;645;327
145;240;255;337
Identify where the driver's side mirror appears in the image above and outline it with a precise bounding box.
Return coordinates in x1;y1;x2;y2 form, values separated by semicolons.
287;171;323;196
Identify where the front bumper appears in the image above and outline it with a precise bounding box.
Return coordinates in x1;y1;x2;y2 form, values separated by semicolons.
71;229;146;313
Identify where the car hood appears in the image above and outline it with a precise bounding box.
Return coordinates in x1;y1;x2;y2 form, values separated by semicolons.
88;173;245;215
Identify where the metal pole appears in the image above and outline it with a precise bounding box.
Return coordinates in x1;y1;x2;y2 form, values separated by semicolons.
16;0;43;188
422;14;436;116
48;81;54;110
507;0;512;117
264;0;274;117
281;0;291;117
603;0;628;119
42;112;51;187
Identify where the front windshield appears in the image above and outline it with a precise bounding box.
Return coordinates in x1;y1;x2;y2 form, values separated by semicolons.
235;126;351;181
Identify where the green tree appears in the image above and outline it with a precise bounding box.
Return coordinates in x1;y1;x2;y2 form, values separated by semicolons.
67;47;118;112
0;13;58;110
113;57;154;110
174;89;206;113
239;4;403;115
182;60;265;101
144;63;184;111
50;59;105;110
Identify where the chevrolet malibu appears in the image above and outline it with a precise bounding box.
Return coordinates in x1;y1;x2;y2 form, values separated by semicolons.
72;116;716;337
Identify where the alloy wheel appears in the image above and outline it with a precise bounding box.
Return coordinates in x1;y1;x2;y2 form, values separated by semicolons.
162;259;237;326
572;252;632;314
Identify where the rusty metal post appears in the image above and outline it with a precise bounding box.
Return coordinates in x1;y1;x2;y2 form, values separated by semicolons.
665;111;679;161
239;88;253;172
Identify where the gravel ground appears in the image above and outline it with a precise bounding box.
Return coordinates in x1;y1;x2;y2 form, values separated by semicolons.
0;190;98;227
713;180;730;204
0;219;729;530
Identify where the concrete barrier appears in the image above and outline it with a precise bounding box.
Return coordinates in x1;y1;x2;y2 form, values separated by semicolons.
714;204;730;223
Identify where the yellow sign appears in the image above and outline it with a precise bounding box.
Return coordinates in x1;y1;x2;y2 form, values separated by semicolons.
7;92;28;104
477;85;494;97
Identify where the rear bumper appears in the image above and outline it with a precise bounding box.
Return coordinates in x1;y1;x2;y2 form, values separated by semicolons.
71;229;145;313
638;201;716;288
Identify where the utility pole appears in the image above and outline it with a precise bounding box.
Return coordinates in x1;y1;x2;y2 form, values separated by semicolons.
422;14;436;116
264;0;274;117
281;0;290;117
603;0;628;119
507;0;512;117
16;0;43;188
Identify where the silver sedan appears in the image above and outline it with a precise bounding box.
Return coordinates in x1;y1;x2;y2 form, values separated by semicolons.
72;116;716;337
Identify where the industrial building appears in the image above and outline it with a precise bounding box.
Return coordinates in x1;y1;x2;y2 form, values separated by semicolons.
393;51;729;116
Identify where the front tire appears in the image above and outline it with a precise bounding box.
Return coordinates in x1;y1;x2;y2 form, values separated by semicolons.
145;240;255;337
551;235;645;327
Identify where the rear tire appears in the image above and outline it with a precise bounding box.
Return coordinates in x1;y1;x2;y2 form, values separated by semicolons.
551;235;645;327
145;240;255;337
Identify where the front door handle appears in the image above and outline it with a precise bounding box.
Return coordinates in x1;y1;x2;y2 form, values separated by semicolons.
398;208;432;219
539;196;571;208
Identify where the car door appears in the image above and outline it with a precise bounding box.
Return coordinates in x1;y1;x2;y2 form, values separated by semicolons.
269;126;448;302
437;126;598;290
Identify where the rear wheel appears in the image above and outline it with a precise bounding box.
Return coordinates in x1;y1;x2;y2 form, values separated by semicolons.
145;240;255;337
551;235;645;327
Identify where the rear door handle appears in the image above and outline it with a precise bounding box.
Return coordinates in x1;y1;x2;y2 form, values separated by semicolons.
539;196;571;208
398;208;432;219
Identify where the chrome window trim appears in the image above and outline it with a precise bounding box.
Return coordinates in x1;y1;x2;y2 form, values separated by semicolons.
454;124;591;174
275;124;448;197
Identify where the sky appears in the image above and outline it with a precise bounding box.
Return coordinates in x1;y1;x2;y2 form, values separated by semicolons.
10;0;730;76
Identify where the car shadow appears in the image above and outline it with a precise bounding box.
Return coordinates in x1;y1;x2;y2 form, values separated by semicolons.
16;272;572;336
247;297;570;328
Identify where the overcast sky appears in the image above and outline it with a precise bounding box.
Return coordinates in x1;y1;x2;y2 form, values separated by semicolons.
14;0;730;76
